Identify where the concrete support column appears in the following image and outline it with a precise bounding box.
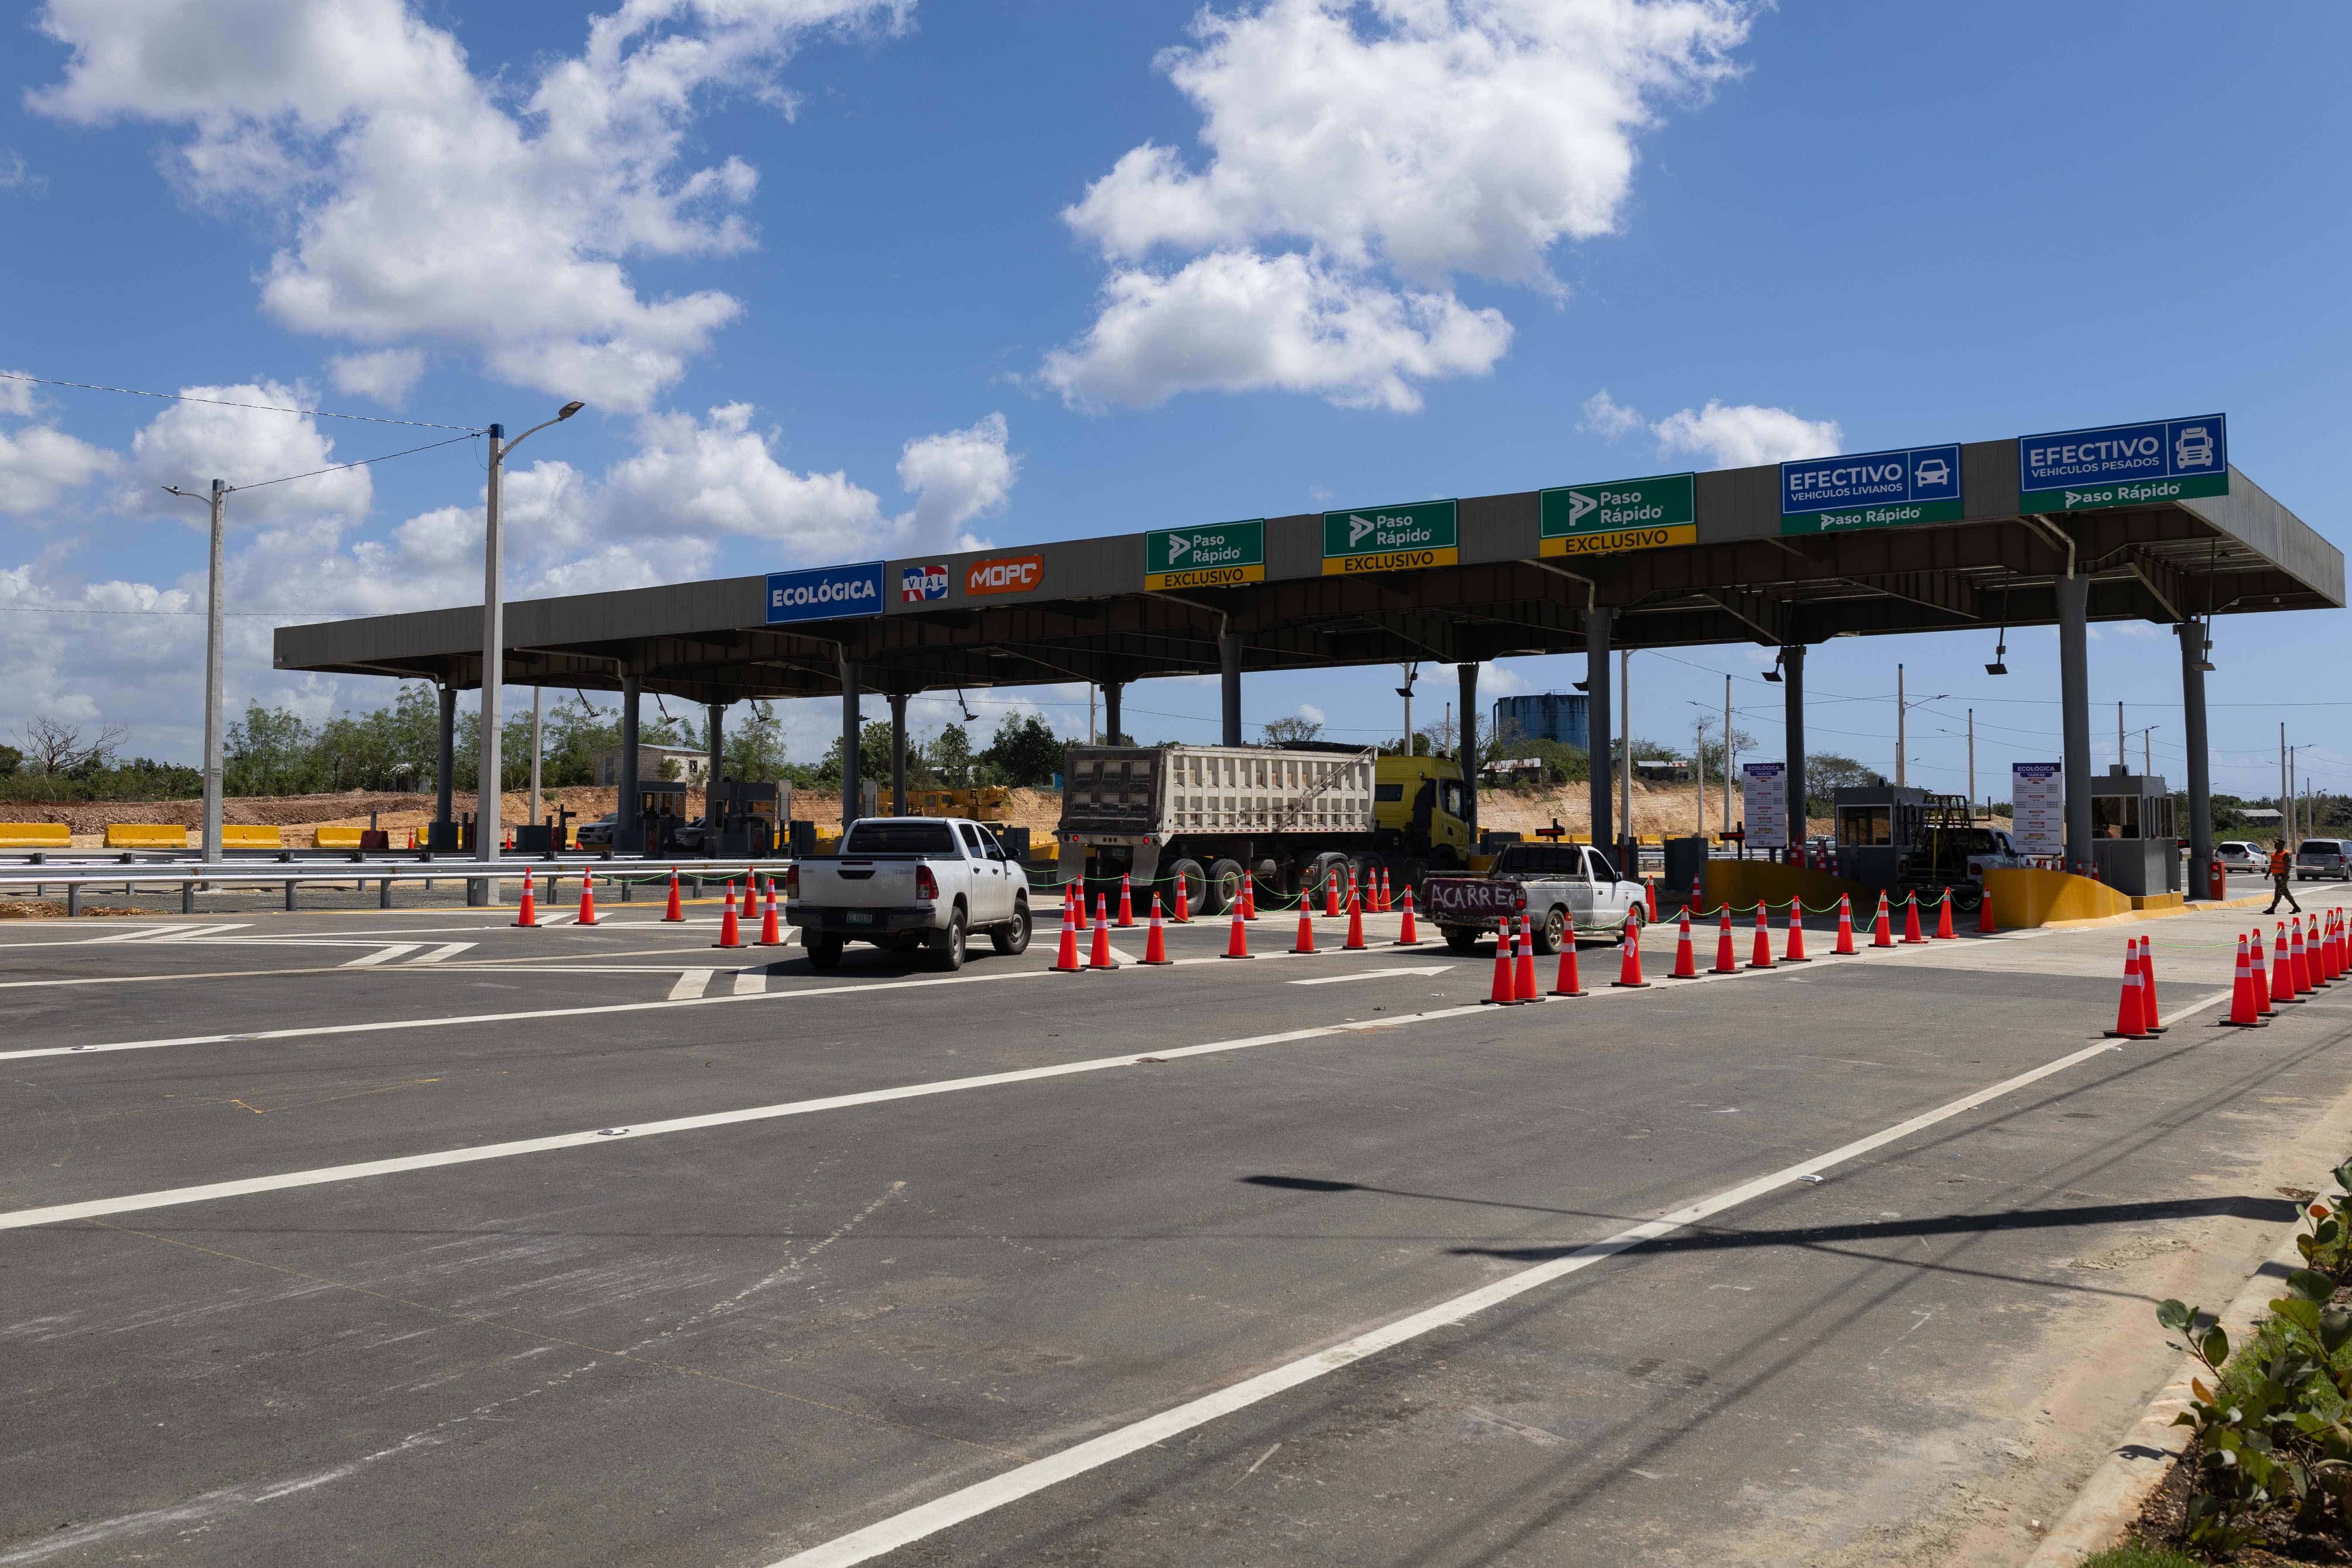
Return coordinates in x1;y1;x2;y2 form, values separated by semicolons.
888;691;909;817
1102;682;1123;746
618;675;641;852
1783;644;1807;863
1457;661;1480;844
1220;634;1243;746
2180;619;2214;885
1585;610;1613;862
840;655;862;829
434;684;456;831
2056;575;2093;875
706;703;725;851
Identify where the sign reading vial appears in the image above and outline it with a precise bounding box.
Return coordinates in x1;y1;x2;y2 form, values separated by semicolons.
2018;415;2227;513
1780;445;1961;535
1741;761;1789;850
1322;500;1459;575
767;561;885;624
2012;762;2064;858
1540;472;1695;557
1145;520;1265;591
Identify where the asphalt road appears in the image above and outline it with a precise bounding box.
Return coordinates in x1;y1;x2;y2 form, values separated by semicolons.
6;887;2352;1567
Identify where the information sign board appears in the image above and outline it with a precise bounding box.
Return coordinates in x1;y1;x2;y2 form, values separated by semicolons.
2017;415;2227;513
1321;500;1459;575
2012;762;2064;857
1539;472;1695;558
1741;761;1789;850
1145;520;1265;591
1780;445;1962;535
767;561;884;624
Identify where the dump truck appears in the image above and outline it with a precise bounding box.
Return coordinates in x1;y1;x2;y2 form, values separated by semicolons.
1055;742;1472;917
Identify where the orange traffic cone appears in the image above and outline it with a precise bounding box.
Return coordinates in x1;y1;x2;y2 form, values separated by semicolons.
1344;882;1367;950
2106;943;2149;1038
2222;933;2263;1027
1292;899;1318;954
2252;929;2275;1015
1171;869;1189;923
1395;885;1421;946
1645;878;1658;921
1670;911;1699;979
713;881;742;948
407;826;417;850
1784;900;1810;963
757;882;784;946
1749;905;1774;969
1901;892;1925;944
1140;894;1171;964
1977;885;1997;934
1379;868;1393;912
1834;894;1858;955
2275;924;2304;1003
1325;868;1342;919
1088;895;1116;969
1552;932;1586;996
1613;919;1649;988
576;868;599;926
1116;872;1135;928
1872;893;1894;949
1712;907;1738;974
513;867;540;928
2291;918;2314;995
1053;895;1082;971
1514;914;1540;1002
1240;872;1257;921
2135;935;2163;1032
1484;920;1521;1005
1222;898;1253;959
664;868;684;922
1934;889;1956;940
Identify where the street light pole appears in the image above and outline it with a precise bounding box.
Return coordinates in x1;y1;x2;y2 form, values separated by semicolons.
162;478;230;865
477;402;583;867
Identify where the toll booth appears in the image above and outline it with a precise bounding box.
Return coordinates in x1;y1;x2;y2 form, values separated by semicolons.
710;780;785;858
2090;766;2180;896
513;803;574;856
636;781;691;856
1833;784;1928;891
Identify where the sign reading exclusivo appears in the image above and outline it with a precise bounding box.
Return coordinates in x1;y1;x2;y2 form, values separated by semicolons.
766;561;885;624
1780;445;1961;536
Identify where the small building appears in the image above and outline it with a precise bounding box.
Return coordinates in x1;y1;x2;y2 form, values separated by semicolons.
591;744;710;787
1633;757;1693;783
1492;693;1589;752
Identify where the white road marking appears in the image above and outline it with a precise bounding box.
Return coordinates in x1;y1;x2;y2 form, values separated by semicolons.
406;943;475;965
342;944;424;968
668;969;715;1001
732;969;767;996
765;1000;2239;1568
1287;967;1453;986
83;923;249;944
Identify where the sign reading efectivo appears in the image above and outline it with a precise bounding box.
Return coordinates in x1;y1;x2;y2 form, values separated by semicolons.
1145;520;1265;591
2018;415;2227;514
1780;445;1961;536
1322;500;1459;575
766;561;885;624
1539;472;1695;557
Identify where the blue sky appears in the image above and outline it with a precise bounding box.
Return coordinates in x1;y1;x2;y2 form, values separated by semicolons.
1;0;2345;800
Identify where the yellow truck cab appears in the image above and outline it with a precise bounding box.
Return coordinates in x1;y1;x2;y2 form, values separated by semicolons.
1372;755;1472;861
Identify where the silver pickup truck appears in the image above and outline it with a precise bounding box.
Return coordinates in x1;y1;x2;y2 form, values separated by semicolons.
785;816;1032;971
1424;841;1646;954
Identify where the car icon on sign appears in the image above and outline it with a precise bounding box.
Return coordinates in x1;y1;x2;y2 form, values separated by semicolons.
1912;457;1951;489
2175;426;2214;469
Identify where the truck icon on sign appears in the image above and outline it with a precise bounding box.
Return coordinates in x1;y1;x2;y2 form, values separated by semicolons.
2175;426;2214;469
1912;456;1951;489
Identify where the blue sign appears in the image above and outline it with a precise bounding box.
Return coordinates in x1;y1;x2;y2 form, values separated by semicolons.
1780;444;1961;535
765;561;885;624
2018;414;2227;512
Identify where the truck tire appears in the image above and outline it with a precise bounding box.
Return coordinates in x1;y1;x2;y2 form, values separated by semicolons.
1168;858;1208;918
1306;852;1351;909
1206;858;1245;917
932;909;967;972
807;933;843;970
1533;905;1566;956
991;898;1031;955
1442;924;1481;955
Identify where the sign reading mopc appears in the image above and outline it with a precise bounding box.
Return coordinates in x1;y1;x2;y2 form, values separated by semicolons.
1780;445;1961;535
2018;414;2226;513
1540;472;1695;557
965;553;1043;596
1145;520;1264;591
766;561;884;624
1322;499;1458;574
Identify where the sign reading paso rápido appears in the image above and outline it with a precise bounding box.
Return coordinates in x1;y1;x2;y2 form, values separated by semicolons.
1321;499;1458;575
1145;520;1265;590
1539;472;1695;557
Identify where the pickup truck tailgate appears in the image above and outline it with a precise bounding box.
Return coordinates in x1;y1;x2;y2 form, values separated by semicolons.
796;860;923;907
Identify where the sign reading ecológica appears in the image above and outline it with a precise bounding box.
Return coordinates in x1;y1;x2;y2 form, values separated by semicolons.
1145;520;1265;591
1322;500;1458;575
1539;472;1695;557
766;561;885;624
1781;445;1961;535
2018;415;2227;513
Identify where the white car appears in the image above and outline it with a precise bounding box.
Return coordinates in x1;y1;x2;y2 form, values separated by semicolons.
2176;426;2214;468
1913;457;1952;489
2216;841;2258;868
786;816;1030;971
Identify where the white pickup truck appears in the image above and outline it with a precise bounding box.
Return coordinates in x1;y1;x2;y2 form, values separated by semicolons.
1423;840;1646;953
784;816;1032;971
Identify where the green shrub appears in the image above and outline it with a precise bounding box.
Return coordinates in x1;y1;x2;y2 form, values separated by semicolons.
2081;1545;2204;1568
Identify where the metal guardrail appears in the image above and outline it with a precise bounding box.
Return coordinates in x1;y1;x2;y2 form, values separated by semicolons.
0;858;794;915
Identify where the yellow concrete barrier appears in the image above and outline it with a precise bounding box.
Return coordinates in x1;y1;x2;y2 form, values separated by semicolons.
0;822;70;848
1697;859;1873;916
222;825;283;849
313;826;364;848
1983;866;2132;929
103;823;189;849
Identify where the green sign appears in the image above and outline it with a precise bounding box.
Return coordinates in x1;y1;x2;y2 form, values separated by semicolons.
1145;519;1265;589
1321;500;1459;575
1538;472;1696;557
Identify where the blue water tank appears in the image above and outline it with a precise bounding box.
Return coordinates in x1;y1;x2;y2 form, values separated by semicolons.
1491;693;1590;752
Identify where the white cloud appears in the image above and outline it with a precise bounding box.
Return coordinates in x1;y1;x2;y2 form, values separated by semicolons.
31;0;913;410
0;374;39;418
0;424;119;514
1579;387;1646;440
328;348;427;407
1296;702;1327;726
1048;0;1753;411
125;381;373;524
0;149;44;196
897;413;1018;551
1650;399;1842;467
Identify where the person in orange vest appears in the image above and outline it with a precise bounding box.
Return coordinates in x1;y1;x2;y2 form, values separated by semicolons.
2266;839;2301;914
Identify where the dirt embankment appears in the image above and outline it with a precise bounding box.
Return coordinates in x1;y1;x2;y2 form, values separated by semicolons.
1476;779;1832;841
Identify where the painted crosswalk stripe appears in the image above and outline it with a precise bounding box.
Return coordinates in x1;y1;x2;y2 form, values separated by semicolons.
668;969;714;1001
406;943;475;965
732;969;767;996
1288;966;1453;986
343;944;425;968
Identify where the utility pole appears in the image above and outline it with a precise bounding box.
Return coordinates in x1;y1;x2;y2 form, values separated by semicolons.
1895;663;1906;787
2282;724;2290;843
527;685;543;836
477;401;583;870
1722;674;1733;832
1396;663;1418;755
161;477;230;865
1966;708;1976;812
1695;715;1707;837
1088;685;1096;745
2117;701;2126;774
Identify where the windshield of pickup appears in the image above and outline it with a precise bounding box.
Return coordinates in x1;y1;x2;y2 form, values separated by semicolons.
842;821;960;855
1492;844;1584;877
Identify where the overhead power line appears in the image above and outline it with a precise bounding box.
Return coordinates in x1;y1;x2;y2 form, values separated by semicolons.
0;371;479;431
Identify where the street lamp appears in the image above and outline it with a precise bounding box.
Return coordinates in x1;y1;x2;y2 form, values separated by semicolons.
478;401;583;868
161;478;231;865
1893;662;1946;789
